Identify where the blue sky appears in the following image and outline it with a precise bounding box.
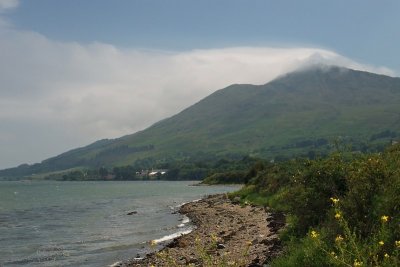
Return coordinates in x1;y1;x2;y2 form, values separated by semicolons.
0;0;399;168
7;0;400;71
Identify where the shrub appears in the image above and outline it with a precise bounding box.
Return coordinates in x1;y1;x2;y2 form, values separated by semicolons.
239;144;400;265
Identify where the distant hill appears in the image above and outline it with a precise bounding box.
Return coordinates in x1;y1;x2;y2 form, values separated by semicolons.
2;65;400;178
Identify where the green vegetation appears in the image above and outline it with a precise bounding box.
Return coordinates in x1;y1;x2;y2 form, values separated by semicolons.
1;66;400;179
44;155;258;181
201;171;247;184
229;143;400;266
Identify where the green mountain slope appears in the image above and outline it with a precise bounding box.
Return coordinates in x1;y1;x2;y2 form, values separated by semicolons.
2;65;400;177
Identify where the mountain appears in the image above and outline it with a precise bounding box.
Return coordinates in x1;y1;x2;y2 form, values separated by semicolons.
2;65;400;177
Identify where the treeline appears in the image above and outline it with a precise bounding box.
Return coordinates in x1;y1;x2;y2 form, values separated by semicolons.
49;155;260;181
55;137;396;182
227;143;400;266
55;166;143;181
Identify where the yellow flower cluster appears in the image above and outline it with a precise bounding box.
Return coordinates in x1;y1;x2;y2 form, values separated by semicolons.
381;215;389;223
396;240;400;248
353;259;363;266
335;212;341;220
379;240;385;246
335;235;344;243
310;230;319;239
211;233;219;242
330;197;339;204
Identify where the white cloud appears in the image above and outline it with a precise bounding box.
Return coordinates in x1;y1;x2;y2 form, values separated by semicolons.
0;24;395;168
0;0;18;12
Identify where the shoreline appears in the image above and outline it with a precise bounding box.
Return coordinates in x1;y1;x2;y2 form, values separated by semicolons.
126;194;285;266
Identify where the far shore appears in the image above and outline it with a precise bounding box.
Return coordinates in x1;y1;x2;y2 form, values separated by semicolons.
189;182;245;187
126;194;285;266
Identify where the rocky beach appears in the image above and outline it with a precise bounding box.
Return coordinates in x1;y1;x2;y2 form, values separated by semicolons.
128;194;284;266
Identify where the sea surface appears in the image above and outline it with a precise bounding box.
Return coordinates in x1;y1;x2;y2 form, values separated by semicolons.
0;180;240;266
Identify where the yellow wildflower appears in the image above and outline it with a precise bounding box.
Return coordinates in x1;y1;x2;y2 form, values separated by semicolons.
335;235;344;243
335;212;341;220
157;251;166;257
211;233;219;242
395;240;400;248
379;240;384;246
384;253;389;258
381;215;389;223
310;230;319;239
353;259;363;266
330;197;339;204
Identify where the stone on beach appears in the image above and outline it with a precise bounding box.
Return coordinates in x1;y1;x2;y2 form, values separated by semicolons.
129;194;284;266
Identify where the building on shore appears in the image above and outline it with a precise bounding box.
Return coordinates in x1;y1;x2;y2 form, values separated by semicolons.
136;169;168;178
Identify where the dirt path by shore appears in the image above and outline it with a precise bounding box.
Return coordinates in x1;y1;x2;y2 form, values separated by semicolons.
128;194;284;266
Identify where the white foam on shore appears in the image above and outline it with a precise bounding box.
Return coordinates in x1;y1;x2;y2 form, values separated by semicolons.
153;229;192;244
108;261;121;267
182;215;190;224
152;198;201;244
177;215;190;227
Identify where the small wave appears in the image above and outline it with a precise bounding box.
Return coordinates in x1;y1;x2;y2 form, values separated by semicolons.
181;215;190;224
153;229;192;244
109;261;122;267
177;215;190;227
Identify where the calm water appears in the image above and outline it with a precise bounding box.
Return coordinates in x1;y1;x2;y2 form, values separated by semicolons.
0;181;240;266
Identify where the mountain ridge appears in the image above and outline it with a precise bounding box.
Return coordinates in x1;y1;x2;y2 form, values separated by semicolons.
2;65;400;177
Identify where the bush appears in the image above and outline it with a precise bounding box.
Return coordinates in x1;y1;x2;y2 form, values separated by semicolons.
238;144;400;265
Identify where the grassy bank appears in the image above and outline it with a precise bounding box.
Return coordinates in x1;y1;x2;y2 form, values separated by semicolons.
227;144;400;266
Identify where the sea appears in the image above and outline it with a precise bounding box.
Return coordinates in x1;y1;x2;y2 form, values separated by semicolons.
0;180;240;266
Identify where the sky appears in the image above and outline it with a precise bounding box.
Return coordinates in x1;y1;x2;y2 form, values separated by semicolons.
0;0;399;169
